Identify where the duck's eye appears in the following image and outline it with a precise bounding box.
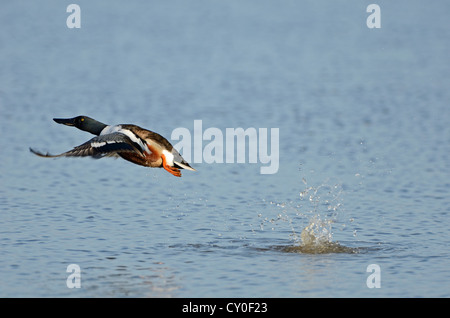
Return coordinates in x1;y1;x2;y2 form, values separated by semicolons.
81;117;85;122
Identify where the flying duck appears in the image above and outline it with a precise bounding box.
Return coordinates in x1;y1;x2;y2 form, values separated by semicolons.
30;116;195;177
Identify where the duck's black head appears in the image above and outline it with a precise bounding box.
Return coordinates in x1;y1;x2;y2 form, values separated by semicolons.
53;116;107;136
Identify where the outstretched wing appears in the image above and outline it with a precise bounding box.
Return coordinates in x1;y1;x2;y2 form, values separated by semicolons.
30;132;144;159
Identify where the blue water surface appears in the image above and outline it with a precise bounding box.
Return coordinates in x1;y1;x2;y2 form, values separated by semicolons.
0;0;449;297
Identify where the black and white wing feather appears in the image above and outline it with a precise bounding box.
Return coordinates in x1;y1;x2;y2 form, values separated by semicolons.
30;132;144;159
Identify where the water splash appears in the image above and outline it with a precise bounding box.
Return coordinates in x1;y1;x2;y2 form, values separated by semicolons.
282;216;357;254
265;178;359;254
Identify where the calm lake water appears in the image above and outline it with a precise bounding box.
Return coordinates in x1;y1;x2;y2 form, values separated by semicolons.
1;0;449;297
